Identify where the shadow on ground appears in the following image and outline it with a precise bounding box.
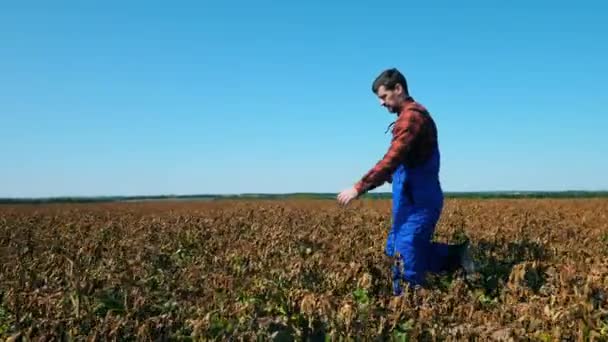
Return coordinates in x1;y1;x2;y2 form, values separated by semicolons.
427;234;551;296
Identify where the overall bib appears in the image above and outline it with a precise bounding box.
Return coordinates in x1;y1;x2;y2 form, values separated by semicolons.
386;146;457;295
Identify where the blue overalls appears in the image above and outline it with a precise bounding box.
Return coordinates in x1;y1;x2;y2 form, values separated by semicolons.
386;146;457;295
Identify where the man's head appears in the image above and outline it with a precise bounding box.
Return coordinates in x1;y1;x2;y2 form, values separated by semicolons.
372;68;409;113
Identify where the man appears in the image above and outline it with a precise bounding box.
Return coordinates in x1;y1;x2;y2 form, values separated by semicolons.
337;68;475;295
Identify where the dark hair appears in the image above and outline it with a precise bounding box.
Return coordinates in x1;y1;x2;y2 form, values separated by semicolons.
372;68;409;94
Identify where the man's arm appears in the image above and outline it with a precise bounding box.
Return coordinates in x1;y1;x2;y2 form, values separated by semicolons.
354;111;425;194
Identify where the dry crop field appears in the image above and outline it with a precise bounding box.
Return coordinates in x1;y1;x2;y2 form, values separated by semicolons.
1;198;607;340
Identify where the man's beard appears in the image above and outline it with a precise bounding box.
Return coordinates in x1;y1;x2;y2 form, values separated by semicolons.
385;104;401;113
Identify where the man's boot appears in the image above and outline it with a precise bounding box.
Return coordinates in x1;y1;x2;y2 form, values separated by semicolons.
457;239;477;275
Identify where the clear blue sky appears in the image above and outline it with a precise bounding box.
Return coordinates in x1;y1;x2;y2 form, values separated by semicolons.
1;1;607;197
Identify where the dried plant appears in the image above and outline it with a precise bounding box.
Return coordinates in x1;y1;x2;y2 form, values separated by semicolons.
0;199;607;340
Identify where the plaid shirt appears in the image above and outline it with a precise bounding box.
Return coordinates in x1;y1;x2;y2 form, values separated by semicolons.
354;97;438;194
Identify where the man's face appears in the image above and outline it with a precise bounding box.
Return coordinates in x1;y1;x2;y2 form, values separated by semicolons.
376;84;404;114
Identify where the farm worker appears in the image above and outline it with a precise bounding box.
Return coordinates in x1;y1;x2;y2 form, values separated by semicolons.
337;68;476;295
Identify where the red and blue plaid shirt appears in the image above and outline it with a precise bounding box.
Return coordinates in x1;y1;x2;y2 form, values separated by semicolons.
354;97;438;194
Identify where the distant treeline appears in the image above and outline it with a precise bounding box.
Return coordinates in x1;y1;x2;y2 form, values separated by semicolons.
1;191;608;204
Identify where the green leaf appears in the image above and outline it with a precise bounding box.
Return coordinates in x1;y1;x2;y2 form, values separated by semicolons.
353;288;369;306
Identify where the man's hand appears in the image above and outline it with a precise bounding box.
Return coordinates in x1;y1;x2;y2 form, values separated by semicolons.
337;186;360;206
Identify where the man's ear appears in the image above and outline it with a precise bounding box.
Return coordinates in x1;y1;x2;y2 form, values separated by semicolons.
394;83;403;95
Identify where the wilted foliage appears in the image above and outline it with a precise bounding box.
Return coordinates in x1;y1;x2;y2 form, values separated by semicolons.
1;199;607;340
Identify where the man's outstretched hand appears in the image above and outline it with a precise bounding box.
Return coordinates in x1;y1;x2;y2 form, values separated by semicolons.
337;186;360;206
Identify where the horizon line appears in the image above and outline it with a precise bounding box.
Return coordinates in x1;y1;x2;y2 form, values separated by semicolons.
2;189;608;201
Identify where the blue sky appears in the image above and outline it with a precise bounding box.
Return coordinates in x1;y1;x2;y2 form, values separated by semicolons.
1;1;607;197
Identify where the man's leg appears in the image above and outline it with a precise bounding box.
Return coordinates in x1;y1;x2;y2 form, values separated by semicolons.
393;208;437;287
391;207;470;289
385;209;408;295
426;241;463;273
385;203;436;293
411;221;476;276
